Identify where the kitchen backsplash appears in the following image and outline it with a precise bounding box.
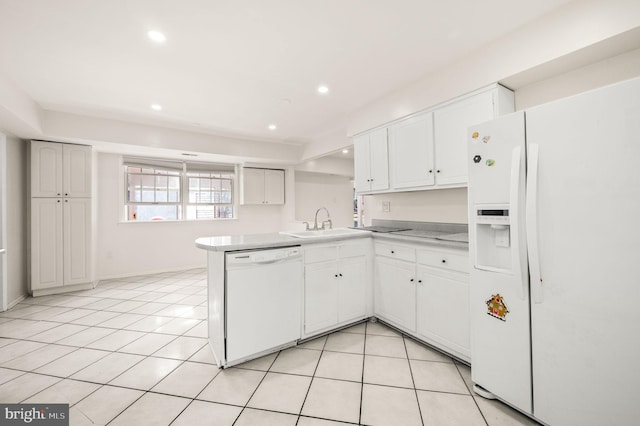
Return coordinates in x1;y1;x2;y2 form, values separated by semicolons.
363;187;468;226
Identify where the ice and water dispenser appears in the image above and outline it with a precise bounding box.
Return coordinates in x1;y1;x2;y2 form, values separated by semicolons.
474;204;512;273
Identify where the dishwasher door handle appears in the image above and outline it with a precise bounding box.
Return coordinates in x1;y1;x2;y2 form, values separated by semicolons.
252;258;282;265
252;255;301;265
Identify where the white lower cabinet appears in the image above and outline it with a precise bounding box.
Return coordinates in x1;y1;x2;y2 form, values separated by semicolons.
375;257;416;332
303;241;369;337
31;197;92;292
301;237;469;360
338;257;367;322
374;240;470;360
416;266;470;357
305;261;339;333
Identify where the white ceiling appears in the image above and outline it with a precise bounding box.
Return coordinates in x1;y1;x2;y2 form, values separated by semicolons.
0;0;572;149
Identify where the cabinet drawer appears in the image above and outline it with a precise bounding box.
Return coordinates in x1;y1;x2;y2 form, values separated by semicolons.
305;245;338;264
375;242;415;262
339;242;368;259
416;249;468;273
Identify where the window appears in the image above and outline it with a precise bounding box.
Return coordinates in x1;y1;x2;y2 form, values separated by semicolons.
186;171;234;220
123;157;235;221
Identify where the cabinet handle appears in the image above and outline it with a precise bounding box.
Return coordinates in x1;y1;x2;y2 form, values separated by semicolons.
437;170;441;173
428;170;433;173
390;250;395;254
339;273;343;277
418;279;422;283
410;278;414;282
57;193;61;196
65;193;68;196
441;259;447;263
57;200;60;203
65;200;68;203
334;274;338;278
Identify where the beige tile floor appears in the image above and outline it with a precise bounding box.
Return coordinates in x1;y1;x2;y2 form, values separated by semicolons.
0;269;539;425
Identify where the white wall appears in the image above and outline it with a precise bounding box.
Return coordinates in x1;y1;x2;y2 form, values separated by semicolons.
5;135;27;305
513;47;640;110
294;172;354;228
363;188;468;226
96;153;294;279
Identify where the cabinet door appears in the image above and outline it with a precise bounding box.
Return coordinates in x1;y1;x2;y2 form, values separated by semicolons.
389;113;435;189
241;168;266;204
353;134;372;193
337;257;367;323
63;144;92;197
304;261;338;334
375;257;416;331
31;141;63;197
416;266;469;355
63;198;92;286
368;128;389;191
434;90;494;185
31;198;63;290
264;169;285;205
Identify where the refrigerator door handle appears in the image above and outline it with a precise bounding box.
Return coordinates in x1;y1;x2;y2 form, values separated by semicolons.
526;143;543;303
509;146;525;300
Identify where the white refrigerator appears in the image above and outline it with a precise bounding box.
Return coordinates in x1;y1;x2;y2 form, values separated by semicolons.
467;76;640;426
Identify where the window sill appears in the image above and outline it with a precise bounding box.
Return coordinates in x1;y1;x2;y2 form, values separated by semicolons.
118;218;238;224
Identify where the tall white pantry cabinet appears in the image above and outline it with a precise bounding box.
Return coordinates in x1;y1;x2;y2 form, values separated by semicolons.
30;140;94;296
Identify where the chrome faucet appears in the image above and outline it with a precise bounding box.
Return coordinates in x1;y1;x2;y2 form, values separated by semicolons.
306;207;332;231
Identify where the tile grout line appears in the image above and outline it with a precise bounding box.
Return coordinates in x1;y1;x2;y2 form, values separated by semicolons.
229;347;281;425
294;333;328;425
358;320;369;425
403;334;426;426
454;361;491;426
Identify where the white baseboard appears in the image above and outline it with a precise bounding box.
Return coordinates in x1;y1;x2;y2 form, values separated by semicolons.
97;264;206;282
6;294;26;311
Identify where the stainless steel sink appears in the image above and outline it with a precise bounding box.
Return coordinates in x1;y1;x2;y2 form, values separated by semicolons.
279;228;365;239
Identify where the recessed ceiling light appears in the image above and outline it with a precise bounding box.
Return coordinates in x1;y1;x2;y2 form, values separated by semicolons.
342;149;349;154
147;30;166;43
150;104;162;111
268;124;277;130
317;85;329;94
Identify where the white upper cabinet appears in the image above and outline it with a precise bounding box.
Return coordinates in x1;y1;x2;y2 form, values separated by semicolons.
31;141;92;198
264;169;285;204
353;134;371;192
62;144;93;197
354;127;389;193
434;90;495;186
31;141;63;197
241;167;285;205
354;84;514;193
389;112;435;189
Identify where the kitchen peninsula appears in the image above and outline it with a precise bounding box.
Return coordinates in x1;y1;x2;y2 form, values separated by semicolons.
196;221;469;368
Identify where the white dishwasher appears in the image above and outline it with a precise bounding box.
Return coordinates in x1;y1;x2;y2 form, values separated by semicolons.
225;246;302;365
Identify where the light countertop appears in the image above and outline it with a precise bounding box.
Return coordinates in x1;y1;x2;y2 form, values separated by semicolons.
195;230;373;252
195;227;468;252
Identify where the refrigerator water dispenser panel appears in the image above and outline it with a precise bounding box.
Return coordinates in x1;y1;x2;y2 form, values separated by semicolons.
475;205;512;272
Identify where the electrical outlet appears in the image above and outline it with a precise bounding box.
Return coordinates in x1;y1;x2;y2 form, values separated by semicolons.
381;201;391;212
